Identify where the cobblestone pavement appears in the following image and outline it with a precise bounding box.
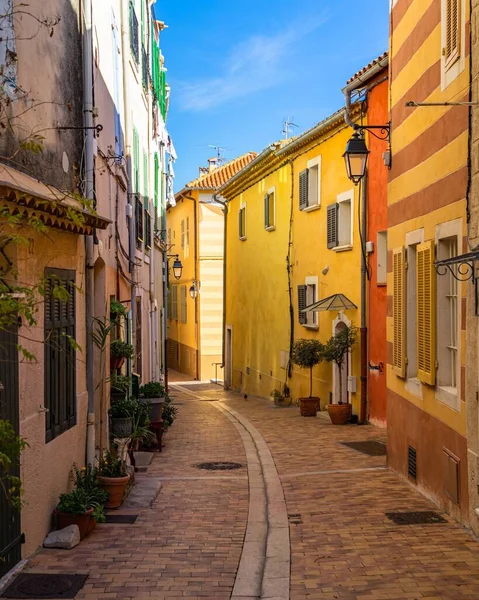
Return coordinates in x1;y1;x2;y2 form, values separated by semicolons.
20;384;479;600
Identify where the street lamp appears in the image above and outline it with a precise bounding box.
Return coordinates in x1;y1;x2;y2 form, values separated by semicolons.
189;281;200;299
167;254;183;280
343;123;391;185
343;131;369;185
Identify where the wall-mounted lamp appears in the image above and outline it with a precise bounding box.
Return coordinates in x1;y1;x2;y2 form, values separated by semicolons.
189;280;200;299
167;254;183;280
343;123;391;185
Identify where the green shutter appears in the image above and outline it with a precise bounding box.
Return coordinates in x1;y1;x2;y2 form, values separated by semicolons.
154;153;159;209
133;128;140;194
143;150;148;199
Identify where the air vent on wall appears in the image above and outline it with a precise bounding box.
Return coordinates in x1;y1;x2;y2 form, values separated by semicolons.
408;445;417;481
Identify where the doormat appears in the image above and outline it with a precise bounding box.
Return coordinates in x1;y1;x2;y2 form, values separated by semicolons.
105;514;138;524
194;461;244;470
385;511;447;525
341;440;387;456
1;573;88;599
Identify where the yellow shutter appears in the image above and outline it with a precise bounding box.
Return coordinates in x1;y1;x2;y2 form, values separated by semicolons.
417;240;436;385
393;247;406;377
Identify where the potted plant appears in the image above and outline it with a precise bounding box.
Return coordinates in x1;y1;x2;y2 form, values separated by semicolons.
161;395;178;431
55;488;105;539
110;374;132;403
109;396;138;437
97;450;130;509
291;339;324;416
323;325;357;425
139;381;165;421
110;299;128;323
110;339;134;371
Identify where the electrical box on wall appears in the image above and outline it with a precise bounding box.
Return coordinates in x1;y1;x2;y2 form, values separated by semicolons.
365;241;374;254
347;376;357;393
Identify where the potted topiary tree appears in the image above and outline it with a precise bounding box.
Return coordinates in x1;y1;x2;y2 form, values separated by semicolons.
110;339;134;371
291;339;324;417
97;450;130;509
323;324;357;425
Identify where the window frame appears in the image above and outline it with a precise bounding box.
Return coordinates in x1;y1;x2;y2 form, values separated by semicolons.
239;204;246;240
441;0;466;89
331;190;354;251
264;186;276;231
435;218;462;410
305;156;321;211
304;276;319;329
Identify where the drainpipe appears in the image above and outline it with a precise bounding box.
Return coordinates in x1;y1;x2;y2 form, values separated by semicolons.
344;86;368;424
120;0;136;379
82;0;95;465
183;194;199;379
219;196;227;387
359;174;368;424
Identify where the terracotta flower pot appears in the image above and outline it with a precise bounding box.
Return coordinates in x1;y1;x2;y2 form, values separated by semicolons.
299;397;319;417
97;474;130;509
327;403;352;425
56;508;95;540
110;355;125;371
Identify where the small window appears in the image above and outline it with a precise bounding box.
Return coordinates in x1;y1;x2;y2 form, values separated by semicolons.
239;206;246;240
144;201;151;249
264;189;275;230
377;231;388;285
135;195;143;248
299;157;321;211
338;198;352;247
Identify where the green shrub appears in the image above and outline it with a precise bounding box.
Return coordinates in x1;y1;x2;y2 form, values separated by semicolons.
110;339;134;359
140;381;165;398
291;339;324;398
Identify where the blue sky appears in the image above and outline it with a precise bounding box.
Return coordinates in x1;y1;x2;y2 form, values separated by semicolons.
154;1;389;189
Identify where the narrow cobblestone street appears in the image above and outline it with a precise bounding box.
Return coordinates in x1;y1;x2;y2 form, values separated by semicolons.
26;383;479;600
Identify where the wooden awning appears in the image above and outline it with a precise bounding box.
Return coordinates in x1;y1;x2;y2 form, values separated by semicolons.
0;164;110;235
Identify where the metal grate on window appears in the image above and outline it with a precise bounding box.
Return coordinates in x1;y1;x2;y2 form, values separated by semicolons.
408;445;417;481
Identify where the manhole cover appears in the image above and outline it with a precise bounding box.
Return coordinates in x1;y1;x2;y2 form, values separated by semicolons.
386;511;447;525
2;574;88;599
341;440;387;456
105;514;138;524
194;461;244;470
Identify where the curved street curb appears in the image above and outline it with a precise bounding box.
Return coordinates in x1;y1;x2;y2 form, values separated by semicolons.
214;402;290;600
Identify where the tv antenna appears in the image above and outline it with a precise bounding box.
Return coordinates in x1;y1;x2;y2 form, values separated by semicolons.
282;117;298;139
207;145;228;165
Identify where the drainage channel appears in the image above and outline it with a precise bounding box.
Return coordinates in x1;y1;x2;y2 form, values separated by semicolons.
213;402;290;600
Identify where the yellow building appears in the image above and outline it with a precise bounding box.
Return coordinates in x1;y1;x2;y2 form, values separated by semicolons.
220;107;367;414
387;0;470;525
167;153;256;381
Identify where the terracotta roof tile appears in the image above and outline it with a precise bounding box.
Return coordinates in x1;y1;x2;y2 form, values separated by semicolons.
185;152;258;190
346;51;388;85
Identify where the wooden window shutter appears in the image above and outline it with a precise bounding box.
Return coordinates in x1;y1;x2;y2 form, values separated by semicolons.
239;208;245;238
181;219;185;249
171;285;178;320
393;247;406;377
180;285;187;324
327;204;338;248
299;169;309;210
445;0;460;67
298;285;307;325
264;194;270;228
417;240;436;385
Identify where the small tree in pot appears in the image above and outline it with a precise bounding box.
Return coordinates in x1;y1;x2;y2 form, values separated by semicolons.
139;381;165;422
323;325;357;424
110;339;134;371
291;339;324;416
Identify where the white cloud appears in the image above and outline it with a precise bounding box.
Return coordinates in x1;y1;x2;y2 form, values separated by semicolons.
177;13;328;112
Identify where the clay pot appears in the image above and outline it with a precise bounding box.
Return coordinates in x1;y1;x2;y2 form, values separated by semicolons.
327;403;352;425
56;508;95;540
97;474;130;509
299;397;320;417
110;356;125;371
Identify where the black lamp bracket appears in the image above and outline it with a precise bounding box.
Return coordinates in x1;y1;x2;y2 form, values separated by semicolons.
57;124;104;136
435;252;479;283
353;122;390;142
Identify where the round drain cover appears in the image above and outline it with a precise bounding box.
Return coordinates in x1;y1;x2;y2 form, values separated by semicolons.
194;461;243;470
17;575;73;596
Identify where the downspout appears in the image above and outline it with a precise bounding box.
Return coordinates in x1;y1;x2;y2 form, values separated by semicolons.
120;0;136;379
219;197;227;386
344;86;368;424
359;174;368;424
287;160;295;384
162;147;168;388
83;0;95;465
183;194;199;379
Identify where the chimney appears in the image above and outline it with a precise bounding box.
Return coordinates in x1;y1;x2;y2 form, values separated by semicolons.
208;157;218;172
